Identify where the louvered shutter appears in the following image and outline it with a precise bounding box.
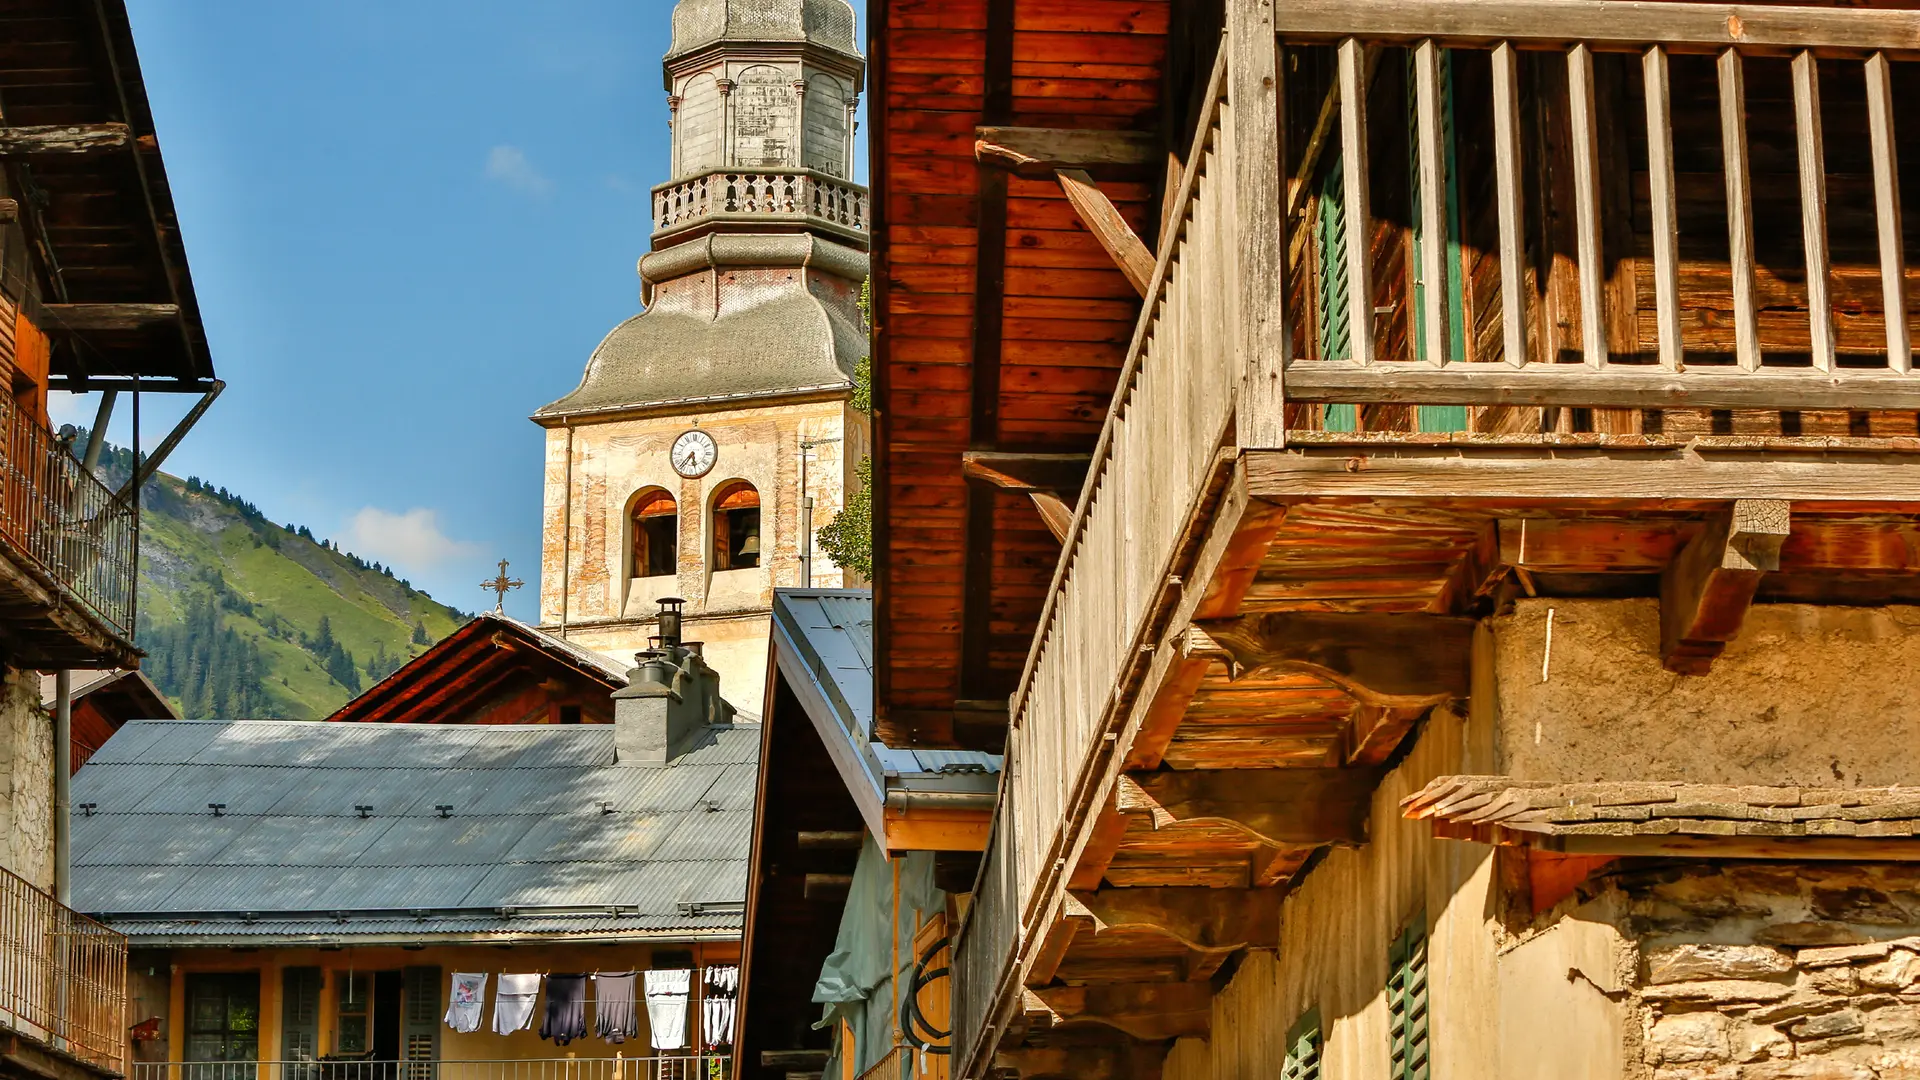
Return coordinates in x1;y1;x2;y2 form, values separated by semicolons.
1315;156;1358;432
281;968;322;1064
1281;1009;1322;1080
402;966;441;1080
1388;916;1431;1080
1407;49;1469;432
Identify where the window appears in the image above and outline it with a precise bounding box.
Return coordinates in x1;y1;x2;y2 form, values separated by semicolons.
558;704;583;725
336;972;371;1055
186;972;260;1065
1282;1009;1322;1080
1388;915;1430;1080
711;481;761;571
631;489;678;578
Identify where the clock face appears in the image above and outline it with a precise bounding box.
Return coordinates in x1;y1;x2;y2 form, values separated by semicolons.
671;429;718;478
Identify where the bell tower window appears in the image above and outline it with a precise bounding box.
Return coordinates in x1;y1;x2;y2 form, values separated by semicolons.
631;489;679;578
712;481;761;571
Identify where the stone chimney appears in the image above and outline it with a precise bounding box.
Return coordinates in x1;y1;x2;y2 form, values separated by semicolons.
613;598;730;764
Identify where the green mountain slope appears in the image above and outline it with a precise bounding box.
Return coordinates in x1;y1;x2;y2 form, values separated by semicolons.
103;445;472;719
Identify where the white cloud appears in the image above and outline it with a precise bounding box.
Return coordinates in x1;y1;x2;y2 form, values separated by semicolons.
485;145;552;197
340;507;485;572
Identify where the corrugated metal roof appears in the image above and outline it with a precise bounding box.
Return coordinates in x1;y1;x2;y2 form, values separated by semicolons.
72;720;758;943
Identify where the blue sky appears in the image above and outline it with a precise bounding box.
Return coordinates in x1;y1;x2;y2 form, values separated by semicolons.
54;1;829;621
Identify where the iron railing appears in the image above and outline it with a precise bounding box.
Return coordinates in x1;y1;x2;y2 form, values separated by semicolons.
135;1058;731;1080
0;863;128;1074
652;169;869;238
0;393;136;637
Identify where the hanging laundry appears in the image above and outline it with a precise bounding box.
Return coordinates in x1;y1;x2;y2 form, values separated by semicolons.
494;973;541;1035
593;971;640;1044
445;972;488;1034
702;965;739;1048
541;974;590;1045
644;968;692;1050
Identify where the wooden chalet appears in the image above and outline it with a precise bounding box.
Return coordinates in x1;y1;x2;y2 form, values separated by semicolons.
868;0;1920;1076
41;668;176;771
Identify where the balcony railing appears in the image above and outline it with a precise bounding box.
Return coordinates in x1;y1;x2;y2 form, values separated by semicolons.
0;393;136;638
0;863;128;1074
652;169;870;240
134;1058;731;1080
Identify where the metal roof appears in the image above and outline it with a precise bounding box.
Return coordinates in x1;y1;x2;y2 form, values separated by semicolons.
72;719;758;946
769;590;998;840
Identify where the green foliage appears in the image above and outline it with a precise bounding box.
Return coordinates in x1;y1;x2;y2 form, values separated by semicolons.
138;594;270;720
819;280;874;579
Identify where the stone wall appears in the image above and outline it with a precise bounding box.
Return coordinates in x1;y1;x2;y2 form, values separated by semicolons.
0;664;52;890
1618;862;1920;1078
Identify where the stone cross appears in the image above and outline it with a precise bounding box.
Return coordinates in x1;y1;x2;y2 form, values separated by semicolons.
480;559;524;614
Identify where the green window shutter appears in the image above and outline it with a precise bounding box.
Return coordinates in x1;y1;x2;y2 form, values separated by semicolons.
1388;915;1431;1080
1315;157;1357;433
1407;49;1469;433
402;966;442;1080
1281;1008;1322;1080
281;968;322;1062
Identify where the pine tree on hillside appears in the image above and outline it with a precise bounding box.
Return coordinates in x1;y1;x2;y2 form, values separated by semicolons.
411;620;429;645
314;615;334;655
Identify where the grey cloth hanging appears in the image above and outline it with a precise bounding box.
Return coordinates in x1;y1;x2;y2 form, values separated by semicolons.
593;972;640;1044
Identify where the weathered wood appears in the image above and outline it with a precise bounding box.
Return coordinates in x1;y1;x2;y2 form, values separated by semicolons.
1566;44;1607;368
1792;51;1834;374
1497;516;1920;576
0;123;130;156
1270;0;1920;52
1717;49;1760;372
1545;834;1920;862
40;303;181;333
802;873;854;901
975;127;1158;175
796;830;864;850
1025;893;1092;987
1054;169;1154;297
0;198;16;224
960;451;1091;493
1031;981;1213;1041
1660;499;1791;674
1232;0;1289;444
1491;42;1528;369
1123;767;1382;846
1071;886;1281;950
1029;492;1074;543
1065;795;1129;891
1865;52;1911;374
1281;363;1920;411
1338;38;1375;367
760;1052;830;1070
1413;40;1450;366
1194;613;1475;708
995;1041;1165;1080
1642;46;1683;371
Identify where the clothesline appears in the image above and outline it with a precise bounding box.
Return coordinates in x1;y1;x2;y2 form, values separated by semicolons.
446;966;740;1051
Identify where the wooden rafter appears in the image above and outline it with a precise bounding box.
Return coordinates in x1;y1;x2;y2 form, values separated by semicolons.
0;123;130;155
1055;169;1155;296
974;127;1158;177
1660;499;1791;674
1031;981;1213;1041
1121;767;1379;847
41;302;180;331
1071;886;1280;951
1194;613;1475;708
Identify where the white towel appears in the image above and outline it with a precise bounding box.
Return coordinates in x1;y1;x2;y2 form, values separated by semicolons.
495;973;541;1035
445;972;487;1034
644;968;691;1050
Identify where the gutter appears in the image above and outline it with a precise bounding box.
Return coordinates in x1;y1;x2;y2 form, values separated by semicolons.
884;789;996;812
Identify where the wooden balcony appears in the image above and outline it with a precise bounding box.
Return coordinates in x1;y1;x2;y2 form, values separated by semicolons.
944;2;1920;1074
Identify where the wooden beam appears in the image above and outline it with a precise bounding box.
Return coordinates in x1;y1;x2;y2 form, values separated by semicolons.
1194;613;1475;708
39;303;182;333
802;873;853;902
1718;49;1761;372
1413;40;1451;366
1122;767;1380;847
0;123;130;156
960;452;1092;493
1032;981;1214;1041
1660;499;1791;675
1230;0;1289;444
974;127;1157;176
1792;51;1835;373
761;1051;830;1070
796;830;864;850
1492;42;1528;368
1865;52;1911;374
1071;886;1281;951
1542;833;1920;862
885;810;991;853
1269;0;1920;51
1029;491;1074;543
1279;363;1920;411
0;198;15;225
1642;46;1682;371
1066;793;1129;890
1055;169;1154;296
1567;44;1607;368
1026;893;1093;987
996;1042;1165;1080
1337;39;1375;367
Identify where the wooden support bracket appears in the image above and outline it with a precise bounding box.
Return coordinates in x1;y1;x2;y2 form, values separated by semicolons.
1122;767;1381;847
1031;981;1214;1041
1055;169;1155;296
995;1039;1167;1080
1026;893;1094;987
1194;612;1476;708
1070;886;1281;951
0;123;131;156
974;126;1158;176
1660;499;1791;675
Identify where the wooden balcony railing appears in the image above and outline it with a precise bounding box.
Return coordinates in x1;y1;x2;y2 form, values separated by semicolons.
133;1058;731;1080
1274;0;1920;416
0;393;136;639
653;169;870;240
0;863;128;1074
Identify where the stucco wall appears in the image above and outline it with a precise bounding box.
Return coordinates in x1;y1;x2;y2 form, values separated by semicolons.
1491;599;1920;786
0;664;53;890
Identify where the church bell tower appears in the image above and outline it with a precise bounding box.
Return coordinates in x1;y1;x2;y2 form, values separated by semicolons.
533;0;869;716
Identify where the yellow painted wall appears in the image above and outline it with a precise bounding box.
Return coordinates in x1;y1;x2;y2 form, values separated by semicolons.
161;941;740;1063
1159;626;1633;1080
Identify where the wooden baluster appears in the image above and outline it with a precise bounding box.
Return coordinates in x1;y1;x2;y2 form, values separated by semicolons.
1567;43;1608;368
1793;51;1835;372
1413;40;1449;366
1866;52;1911;373
1718;49;1762;370
1492;42;1527;368
1643;45;1683;371
1337;38;1375;367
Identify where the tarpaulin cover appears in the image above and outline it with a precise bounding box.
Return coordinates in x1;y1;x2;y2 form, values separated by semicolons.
812;834;942;1078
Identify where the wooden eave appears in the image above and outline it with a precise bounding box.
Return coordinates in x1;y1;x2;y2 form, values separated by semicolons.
0;0;215;390
871;0;1185;751
324;615;624;725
